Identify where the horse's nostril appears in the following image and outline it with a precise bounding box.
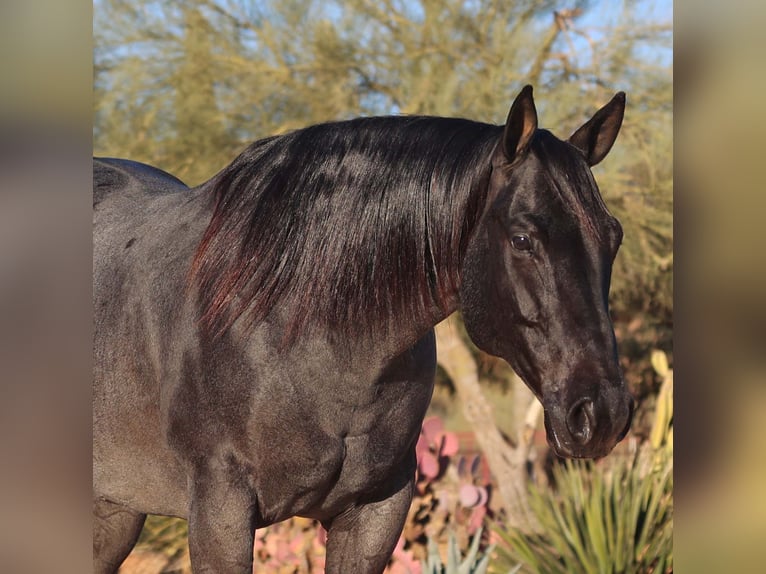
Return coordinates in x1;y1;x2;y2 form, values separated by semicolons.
617;395;635;441
567;398;596;445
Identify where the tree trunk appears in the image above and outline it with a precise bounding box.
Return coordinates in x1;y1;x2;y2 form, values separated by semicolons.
435;319;541;532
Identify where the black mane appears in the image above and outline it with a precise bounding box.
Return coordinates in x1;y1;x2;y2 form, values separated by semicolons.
190;115;501;341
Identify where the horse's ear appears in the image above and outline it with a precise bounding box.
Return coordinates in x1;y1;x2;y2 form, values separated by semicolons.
500;85;538;163
568;92;626;166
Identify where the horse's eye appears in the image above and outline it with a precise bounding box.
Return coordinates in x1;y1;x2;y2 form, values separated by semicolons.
511;234;532;251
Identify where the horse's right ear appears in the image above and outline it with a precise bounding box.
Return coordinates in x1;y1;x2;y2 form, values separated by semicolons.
499;85;538;164
568;92;626;166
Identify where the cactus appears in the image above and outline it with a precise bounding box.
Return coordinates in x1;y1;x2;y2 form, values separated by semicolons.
416;416;461;482
403;416;494;562
420;527;520;574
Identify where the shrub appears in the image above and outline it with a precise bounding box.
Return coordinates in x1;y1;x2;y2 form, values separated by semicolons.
491;355;673;574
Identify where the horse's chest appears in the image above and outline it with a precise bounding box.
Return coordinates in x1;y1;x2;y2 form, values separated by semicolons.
341;383;428;473
305;377;433;518
227;332;437;522
245;351;435;522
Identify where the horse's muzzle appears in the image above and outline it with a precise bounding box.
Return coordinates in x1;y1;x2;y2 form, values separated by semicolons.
543;389;634;459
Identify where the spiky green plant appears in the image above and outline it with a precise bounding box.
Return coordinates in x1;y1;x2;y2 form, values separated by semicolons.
492;359;673;574
421;527;521;574
491;448;671;574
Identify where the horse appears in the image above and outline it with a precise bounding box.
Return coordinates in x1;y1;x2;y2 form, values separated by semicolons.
93;85;633;573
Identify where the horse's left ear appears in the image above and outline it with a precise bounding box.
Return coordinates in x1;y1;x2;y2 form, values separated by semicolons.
500;85;538;163
568;92;626;166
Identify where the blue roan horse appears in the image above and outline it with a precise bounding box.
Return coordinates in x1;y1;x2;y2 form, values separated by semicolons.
93;86;633;573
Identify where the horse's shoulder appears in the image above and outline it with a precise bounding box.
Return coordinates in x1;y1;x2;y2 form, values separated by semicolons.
93;157;188;207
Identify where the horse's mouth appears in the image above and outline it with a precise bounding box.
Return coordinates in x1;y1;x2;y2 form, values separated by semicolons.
546;434;617;460
543;410;621;460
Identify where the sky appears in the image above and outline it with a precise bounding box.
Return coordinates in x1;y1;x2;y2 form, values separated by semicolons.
578;0;672;66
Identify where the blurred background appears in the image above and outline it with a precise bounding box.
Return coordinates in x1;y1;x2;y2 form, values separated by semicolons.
2;0;765;572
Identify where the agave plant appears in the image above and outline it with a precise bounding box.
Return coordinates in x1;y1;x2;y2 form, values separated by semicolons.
421;527;520;574
490;352;673;574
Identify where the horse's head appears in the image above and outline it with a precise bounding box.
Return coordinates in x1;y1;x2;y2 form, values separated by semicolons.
460;86;633;459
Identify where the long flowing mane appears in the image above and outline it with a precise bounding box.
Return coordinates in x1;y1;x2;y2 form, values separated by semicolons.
190;115;501;341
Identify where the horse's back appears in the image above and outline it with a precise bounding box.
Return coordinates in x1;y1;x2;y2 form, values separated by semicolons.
93;157;188;207
92;157;198;327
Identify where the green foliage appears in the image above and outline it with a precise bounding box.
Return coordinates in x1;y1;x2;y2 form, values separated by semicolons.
491;450;672;574
490;359;674;574
420;527;515;574
135;515;191;571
